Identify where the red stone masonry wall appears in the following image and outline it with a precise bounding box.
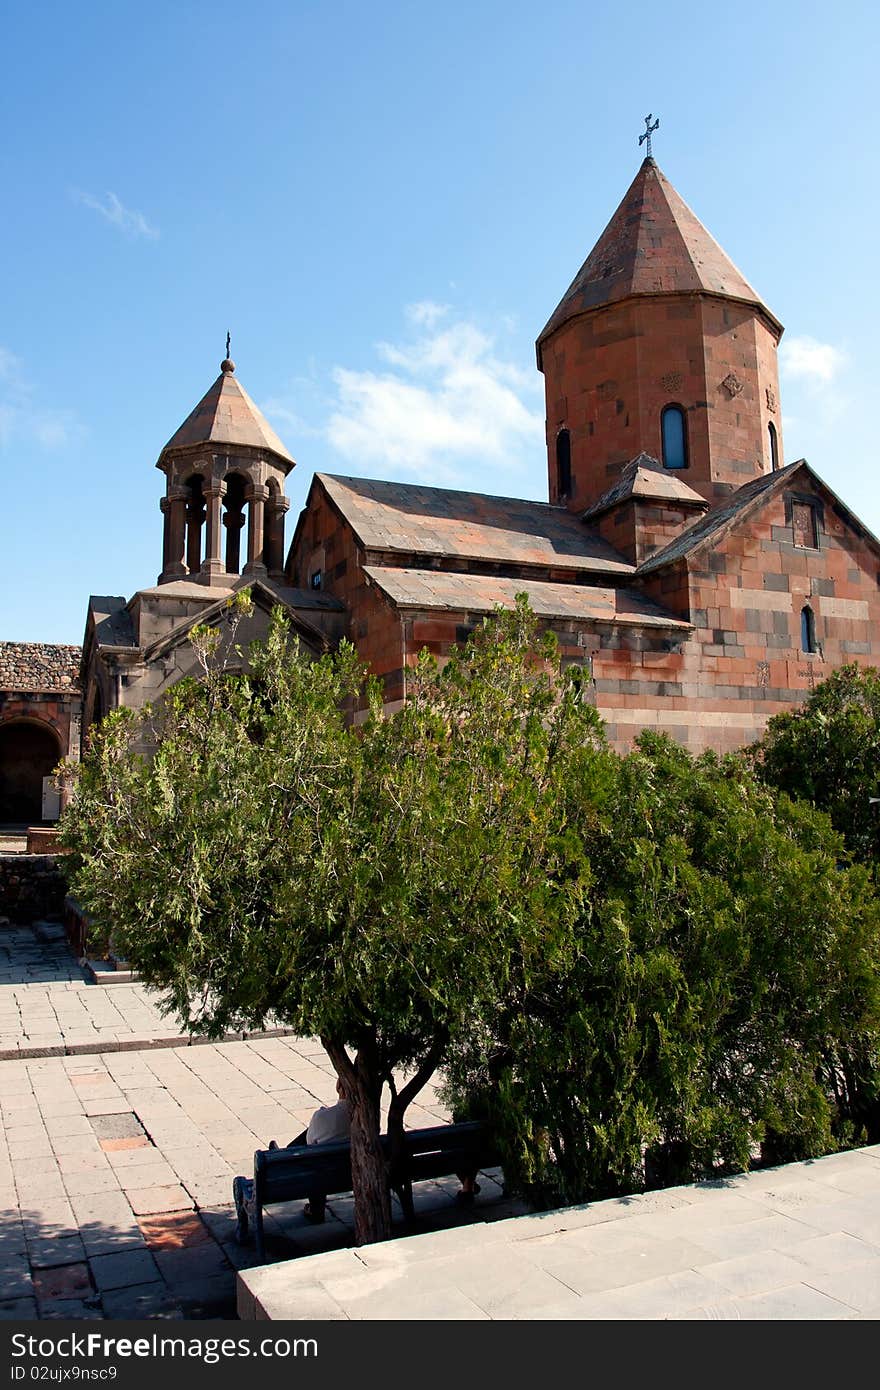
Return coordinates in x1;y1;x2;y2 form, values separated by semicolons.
596;500;705;567
401;609;594;675
601;478;880;754
0;693;79;756
287;483;405;703
542;296;781;513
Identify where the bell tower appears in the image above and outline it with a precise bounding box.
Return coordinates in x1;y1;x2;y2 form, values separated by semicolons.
155;350;293;587
537;157;785;512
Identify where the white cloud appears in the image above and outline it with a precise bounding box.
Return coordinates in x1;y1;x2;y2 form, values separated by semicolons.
73;189;159;240
324;305;544;487
780;335;846;385
0;348;81;451
405;301;450;328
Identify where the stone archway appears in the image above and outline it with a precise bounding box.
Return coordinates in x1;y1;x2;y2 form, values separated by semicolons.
0;720;63;824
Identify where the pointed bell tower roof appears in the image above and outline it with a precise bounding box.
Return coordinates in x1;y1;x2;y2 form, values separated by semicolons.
537;158;781;366
157;356;295;473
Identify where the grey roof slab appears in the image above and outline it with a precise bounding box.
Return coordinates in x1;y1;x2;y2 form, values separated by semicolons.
318;473;635;574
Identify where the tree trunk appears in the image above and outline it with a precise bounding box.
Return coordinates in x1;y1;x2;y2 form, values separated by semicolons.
322;1034;392;1246
386;1034;447;1214
349;1071;392;1244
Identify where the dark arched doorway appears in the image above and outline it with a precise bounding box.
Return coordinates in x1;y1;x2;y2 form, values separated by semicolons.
0;721;63;824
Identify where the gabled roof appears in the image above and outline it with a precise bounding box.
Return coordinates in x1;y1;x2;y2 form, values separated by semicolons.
87;596;137;650
157;361;295;471
141;578;337;664
313;474;635;575
364;567;690;629
635;460;877;575
537;159;781;364
582;453;708;521
134;577;344;615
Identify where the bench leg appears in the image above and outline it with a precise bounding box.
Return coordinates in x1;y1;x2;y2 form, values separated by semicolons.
254;1197;266;1263
232;1176;255;1246
393;1178;416;1226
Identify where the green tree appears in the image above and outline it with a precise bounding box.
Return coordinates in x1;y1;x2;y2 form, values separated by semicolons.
60;596;602;1245
750;663;880;866
444;733;880;1205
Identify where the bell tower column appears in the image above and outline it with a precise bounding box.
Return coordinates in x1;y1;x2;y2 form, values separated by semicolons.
244;483;268;576
159;486;188;583
201;479;227;583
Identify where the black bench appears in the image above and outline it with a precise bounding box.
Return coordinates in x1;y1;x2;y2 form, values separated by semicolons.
233;1120;500;1261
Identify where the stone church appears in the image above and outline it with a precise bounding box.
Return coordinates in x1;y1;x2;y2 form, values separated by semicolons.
3;154;879;823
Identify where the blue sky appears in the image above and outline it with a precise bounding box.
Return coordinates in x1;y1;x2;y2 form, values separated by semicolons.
2;0;877;643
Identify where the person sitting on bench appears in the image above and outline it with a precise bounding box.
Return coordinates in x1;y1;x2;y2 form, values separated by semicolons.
269;1076;351;1223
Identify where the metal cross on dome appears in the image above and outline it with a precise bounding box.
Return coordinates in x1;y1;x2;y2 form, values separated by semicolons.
639;113;660;158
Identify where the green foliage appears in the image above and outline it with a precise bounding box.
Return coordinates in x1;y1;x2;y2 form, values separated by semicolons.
443;732;880;1206
60;596;604;1241
750;663;880;866
60;608;880;1232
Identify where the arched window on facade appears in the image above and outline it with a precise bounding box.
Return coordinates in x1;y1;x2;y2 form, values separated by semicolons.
661;405;688;469
556;429;572;499
801;604;818;654
768;421;779;471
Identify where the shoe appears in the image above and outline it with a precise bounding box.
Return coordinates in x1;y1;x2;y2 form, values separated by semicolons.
302;1202;325;1224
455;1183;481;1206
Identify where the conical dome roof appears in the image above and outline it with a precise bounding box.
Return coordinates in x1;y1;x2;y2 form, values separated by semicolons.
158;360;294;472
537;158;781;366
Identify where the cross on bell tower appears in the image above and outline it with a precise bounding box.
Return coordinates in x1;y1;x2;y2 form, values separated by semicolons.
639;113;660;159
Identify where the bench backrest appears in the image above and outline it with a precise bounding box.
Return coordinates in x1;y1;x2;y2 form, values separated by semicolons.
253;1120;497;1203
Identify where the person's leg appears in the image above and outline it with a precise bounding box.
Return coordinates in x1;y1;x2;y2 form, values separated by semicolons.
303;1191;326;1222
455;1168;481;1204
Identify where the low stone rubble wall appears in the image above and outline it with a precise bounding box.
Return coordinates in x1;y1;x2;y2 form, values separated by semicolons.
0;853;68;924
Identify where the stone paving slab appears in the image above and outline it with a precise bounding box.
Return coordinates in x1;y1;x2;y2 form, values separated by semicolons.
0;926;296;1057
237;1145;880;1321
7;924;878;1323
1;1031;521;1320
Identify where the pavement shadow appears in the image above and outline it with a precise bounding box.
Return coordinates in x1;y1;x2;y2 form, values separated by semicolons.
0;926;87;988
1;1167;528;1323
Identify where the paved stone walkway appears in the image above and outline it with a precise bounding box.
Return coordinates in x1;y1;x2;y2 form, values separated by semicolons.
238;1146;880;1320
5;925;879;1322
0;927;519;1320
0;927;295;1058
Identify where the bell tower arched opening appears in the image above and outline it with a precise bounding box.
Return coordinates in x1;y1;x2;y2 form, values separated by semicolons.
185;473;207;574
223;473;249;575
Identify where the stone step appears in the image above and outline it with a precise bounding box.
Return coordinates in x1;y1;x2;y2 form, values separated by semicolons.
84;959;136;985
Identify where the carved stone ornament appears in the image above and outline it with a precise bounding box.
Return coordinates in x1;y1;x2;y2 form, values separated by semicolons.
765;386;777;413
721;372;744;398
660;371;684;392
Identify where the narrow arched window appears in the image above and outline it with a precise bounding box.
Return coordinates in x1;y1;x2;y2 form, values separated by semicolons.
556;429;572;499
801;605;817;654
661;405;688;469
768;421;779;471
